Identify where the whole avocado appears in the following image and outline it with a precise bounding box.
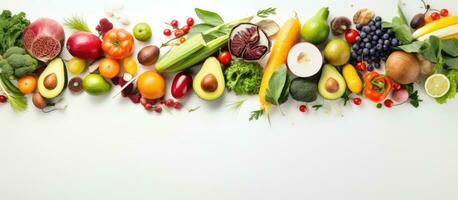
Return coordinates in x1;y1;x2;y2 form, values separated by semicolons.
290;77;318;102
301;7;330;45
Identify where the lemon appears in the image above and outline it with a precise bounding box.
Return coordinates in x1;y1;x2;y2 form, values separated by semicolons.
122;56;138;76
68;57;87;75
425;74;450;98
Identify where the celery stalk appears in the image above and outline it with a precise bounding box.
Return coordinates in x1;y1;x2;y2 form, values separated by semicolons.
156;16;254;73
155;34;207;72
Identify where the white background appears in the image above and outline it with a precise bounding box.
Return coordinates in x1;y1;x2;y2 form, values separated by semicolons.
1;0;458;199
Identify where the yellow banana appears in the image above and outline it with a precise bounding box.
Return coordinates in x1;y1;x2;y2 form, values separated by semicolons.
417;24;458;41
413;16;458;39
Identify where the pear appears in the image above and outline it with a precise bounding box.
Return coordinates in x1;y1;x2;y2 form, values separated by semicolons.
301;7;330;45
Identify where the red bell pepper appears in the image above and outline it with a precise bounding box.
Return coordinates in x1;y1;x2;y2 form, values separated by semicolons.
363;71;392;103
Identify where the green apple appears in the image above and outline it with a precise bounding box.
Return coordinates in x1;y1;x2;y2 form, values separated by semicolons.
133;22;152;41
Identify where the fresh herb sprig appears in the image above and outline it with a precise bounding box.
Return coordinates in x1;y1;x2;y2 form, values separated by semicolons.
257;8;277;18
249;109;264;121
63;16;91;33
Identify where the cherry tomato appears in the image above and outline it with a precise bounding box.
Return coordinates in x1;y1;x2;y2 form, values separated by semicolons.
182;25;190;33
431;12;440;20
0;95;7;103
171;71;192;99
170;20;179;28
98;58;121;79
356;61;367;71
353;98;362;106
393;82;401;91
440;9;449;17
186;17;195;26
163;29;172;36
102;28;135;60
299;105;308;113
424;15;433;24
384;99;394;108
345;29;359;44
174;30;184;38
218;51;232;65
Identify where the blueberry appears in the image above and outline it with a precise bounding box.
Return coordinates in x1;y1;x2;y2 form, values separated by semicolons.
384;40;390;45
382;34;389;39
351;52;358;59
391;38;399;46
356;24;363;30
363;38;370;43
378;39;383;44
357;49;362;54
370;48;376;55
375;21;382;28
376;44;383;50
387;29;394;35
372;35;379;41
365;43;372;48
360;32;367;38
375;30;382;36
363;26;371;33
383;45;389;50
375;16;382;21
363;48;369;55
369;21;375;26
370;25;376;31
352;44;359;50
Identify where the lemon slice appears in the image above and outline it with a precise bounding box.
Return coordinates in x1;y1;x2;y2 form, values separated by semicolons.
425;74;450;98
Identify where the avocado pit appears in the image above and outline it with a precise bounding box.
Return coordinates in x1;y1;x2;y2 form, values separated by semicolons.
325;78;339;93
44;73;58;90
201;74;218;92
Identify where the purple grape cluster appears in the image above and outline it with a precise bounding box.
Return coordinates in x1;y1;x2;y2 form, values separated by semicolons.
351;16;399;71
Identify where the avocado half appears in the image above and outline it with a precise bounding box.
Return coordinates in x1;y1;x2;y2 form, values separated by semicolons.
318;64;346;100
38;58;68;99
192;57;225;101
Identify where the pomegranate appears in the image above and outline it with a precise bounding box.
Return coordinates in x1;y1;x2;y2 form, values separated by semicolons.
23;18;65;62
66;32;102;60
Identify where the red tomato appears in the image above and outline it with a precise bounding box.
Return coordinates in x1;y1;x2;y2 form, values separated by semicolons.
345;29;359;44
218;51;232;65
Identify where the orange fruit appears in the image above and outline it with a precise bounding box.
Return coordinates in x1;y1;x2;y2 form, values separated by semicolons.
137;71;165;99
98;58;121;79
424;15;433;24
18;75;37;94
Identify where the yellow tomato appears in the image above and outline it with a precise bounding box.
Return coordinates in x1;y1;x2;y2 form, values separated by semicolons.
121;56;138;76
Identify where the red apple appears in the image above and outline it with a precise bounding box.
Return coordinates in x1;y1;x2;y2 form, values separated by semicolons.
66;32;102;60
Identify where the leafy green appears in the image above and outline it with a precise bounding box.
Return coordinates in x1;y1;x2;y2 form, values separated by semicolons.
265;65;290;106
0;10;30;54
384;17;413;44
195;8;224;27
403;83;422;108
445;57;458;70
436;70;458;104
397;41;423;53
257;8;277;18
442;39;458;57
0;73;27;112
188;23;214;36
225;61;263;95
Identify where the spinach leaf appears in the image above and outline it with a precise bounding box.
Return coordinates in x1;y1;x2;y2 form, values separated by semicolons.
445;57;458;70
195;8;224;27
422;36;440;63
391;17;413;44
442;39;458;57
265;65;289;105
397;41;424;53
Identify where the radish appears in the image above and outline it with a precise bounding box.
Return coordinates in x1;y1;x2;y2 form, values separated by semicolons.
392;89;409;103
23;18;65;62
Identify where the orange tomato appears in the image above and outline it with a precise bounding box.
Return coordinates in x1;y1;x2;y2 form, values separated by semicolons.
98;58;121;79
137;71;165;99
102;28;134;59
18;75;37;94
424;15;433;24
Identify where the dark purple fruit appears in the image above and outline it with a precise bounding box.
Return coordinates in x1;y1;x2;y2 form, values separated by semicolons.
229;23;271;61
410;13;426;29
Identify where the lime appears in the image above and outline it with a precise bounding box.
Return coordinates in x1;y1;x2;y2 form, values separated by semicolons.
425;74;450;98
